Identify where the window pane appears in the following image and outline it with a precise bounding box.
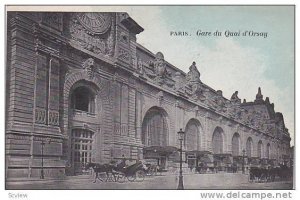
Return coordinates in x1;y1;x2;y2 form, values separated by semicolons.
72;86;95;113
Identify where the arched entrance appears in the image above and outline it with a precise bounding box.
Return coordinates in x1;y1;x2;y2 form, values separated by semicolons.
184;119;201;151
212;127;224;154
184;119;201;169
142;107;168;146
246;137;253;157
142;107;169;169
68;80;100;175
212;127;227;171
232;133;240;157
258;140;263;158
71;129;94;174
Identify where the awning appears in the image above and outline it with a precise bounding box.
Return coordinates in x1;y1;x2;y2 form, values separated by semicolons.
249;157;260;165
199;154;213;163
186;150;212;157
213;153;232;159
143;146;178;155
233;156;244;163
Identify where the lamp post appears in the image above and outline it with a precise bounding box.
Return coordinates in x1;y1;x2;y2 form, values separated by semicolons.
40;138;51;179
242;149;246;174
177;128;185;190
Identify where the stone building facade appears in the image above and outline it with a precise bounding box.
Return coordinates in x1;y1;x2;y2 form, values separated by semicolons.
6;12;291;178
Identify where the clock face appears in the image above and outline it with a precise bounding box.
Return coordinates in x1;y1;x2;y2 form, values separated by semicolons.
76;13;111;34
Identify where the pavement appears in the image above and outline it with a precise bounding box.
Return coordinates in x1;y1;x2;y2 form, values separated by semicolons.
6;172;293;190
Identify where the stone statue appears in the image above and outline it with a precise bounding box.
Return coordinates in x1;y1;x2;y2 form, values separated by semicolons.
82;58;95;79
230;91;241;104
254;87;264;103
151;52;174;87
137;58;144;75
186;61;200;86
154;52;167;78
185;62;204;100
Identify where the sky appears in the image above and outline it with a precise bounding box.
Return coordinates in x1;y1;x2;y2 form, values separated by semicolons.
110;6;295;145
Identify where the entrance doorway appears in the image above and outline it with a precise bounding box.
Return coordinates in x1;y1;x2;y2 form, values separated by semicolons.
71;129;94;174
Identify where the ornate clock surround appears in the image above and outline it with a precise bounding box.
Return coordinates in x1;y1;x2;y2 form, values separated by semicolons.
76;13;112;35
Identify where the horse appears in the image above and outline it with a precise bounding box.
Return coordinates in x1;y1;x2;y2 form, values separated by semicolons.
85;162;115;183
249;167;268;182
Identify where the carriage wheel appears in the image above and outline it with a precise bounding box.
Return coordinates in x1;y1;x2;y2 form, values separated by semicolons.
98;172;108;182
127;174;136;182
135;170;145;182
117;173;126;183
148;169;154;176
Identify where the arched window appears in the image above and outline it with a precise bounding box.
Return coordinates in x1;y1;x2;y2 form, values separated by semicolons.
71;86;95;113
266;143;271;159
246;137;253;157
184;120;200;151
258;140;263;158
232;133;240;156
142;108;168;146
212;128;223;154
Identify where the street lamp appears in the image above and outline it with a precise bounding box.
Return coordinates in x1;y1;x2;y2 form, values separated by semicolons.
40;138;51;179
177;128;185;190
242;149;246;174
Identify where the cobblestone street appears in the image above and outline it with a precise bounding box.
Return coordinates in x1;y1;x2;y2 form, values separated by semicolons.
6;173;293;190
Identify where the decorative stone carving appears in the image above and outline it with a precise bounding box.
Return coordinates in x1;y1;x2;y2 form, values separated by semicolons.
214;91;227;113
254;87;264;103
186;61;201;86
203;89;218;109
69;13;115;56
35;108;46;124
157;91;164;106
185;62;205;101
82;58;95;79
118;31;129;44
152;52;172;85
143;52;175;88
230;91;241;104
174;72;183;91
137;58;144;75
76;13;111;35
41;13;63;31
186;83;205;101
48;111;59;126
118;48;131;63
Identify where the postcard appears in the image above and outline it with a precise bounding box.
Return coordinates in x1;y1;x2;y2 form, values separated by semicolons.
5;5;294;191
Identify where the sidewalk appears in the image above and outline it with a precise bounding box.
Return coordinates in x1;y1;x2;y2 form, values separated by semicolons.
6;174;89;183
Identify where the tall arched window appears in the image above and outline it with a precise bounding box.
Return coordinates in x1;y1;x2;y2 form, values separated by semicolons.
266;143;271;159
232;133;240;156
212;128;223;154
142;108;168;146
246;137;253;157
71;86;95;113
184;119;200;151
258;140;263;158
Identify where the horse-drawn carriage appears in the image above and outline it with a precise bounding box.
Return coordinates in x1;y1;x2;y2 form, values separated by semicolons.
249;164;293;182
85;160;147;183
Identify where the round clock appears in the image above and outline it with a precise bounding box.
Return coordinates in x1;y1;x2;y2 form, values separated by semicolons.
76;13;111;35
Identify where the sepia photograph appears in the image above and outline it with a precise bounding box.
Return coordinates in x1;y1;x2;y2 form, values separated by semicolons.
5;5;294;191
